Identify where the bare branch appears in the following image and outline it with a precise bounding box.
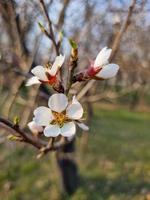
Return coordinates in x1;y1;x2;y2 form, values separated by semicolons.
110;0;137;61
57;0;70;29
77;80;95;100
40;0;59;55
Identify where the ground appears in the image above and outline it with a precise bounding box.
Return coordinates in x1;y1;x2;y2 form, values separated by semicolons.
0;106;150;200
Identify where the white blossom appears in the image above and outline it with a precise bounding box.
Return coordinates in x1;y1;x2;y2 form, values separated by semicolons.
28;121;43;133
26;54;65;86
32;93;88;137
93;47;119;79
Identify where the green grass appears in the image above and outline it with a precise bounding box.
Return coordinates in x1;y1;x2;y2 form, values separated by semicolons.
0;107;150;200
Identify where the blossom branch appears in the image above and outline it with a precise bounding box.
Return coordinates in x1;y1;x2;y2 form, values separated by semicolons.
0;117;45;148
0;117;71;156
73;0;137;97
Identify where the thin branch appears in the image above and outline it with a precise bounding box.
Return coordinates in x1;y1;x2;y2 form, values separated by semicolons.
0;117;45;148
40;0;59;55
57;0;70;29
77;80;95;100
0;117;71;156
110;0;137;61
66;43;78;94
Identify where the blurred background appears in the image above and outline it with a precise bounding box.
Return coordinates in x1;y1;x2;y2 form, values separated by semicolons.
0;0;150;199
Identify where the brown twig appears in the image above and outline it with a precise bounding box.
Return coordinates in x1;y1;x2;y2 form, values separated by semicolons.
110;0;137;61
40;0;59;55
0;117;70;156
0;117;45;148
66;42;78;94
57;0;70;29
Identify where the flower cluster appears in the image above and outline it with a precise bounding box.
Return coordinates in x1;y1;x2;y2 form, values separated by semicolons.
27;47;119;137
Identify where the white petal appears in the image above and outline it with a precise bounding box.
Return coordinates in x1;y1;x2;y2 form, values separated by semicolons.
77;122;89;131
33;106;54;126
44;124;60;137
72;95;78;104
66;97;83;120
28;121;43;133
67;135;75;142
48;93;68;113
96;64;119;79
94;47;112;68
26;76;41;86
60;122;76;137
31;65;48;81
48;54;65;76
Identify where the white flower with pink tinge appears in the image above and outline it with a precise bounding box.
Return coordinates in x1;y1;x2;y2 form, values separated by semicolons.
88;47;119;79
32;93;89;137
28;121;43;134
26;54;65;86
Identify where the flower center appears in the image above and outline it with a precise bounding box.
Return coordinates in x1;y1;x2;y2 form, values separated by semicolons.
87;66;101;77
52;111;68;127
40;72;57;85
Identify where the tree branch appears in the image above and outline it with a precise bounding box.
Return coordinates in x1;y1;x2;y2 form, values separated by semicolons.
40;0;59;55
74;0;137;99
0;117;71;156
110;0;137;61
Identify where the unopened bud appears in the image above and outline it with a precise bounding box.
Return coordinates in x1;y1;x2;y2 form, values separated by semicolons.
13;116;20;126
58;31;63;43
69;38;78;49
71;48;78;61
38;22;46;33
69;38;78;61
38;22;50;38
7;134;23;141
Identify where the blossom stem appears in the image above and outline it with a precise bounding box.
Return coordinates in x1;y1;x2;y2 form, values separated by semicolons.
66;47;78;94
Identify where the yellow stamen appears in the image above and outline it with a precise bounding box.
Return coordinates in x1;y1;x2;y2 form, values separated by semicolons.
52;111;69;127
45;62;52;69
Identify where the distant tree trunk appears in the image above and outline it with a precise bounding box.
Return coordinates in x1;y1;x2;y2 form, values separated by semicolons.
56;139;79;195
129;89;140;110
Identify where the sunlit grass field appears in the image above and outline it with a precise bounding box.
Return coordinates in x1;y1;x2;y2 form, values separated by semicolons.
0;107;150;200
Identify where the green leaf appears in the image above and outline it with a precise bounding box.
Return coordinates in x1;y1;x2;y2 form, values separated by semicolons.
69;38;78;49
